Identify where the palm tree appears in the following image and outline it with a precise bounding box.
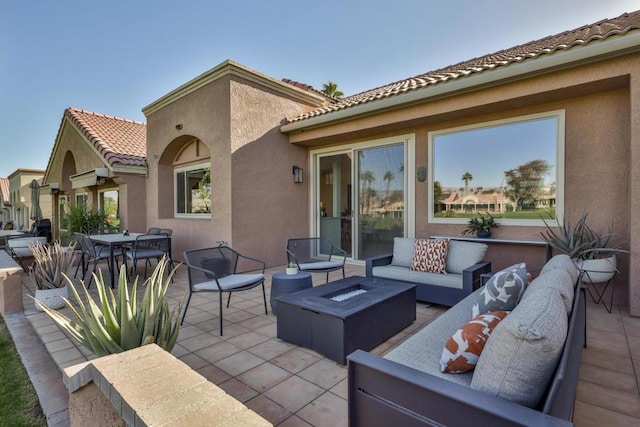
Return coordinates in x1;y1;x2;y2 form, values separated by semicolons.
322;81;344;99
383;170;395;199
462;172;473;194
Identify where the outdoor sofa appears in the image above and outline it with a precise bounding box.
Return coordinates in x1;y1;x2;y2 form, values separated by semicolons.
348;254;585;426
366;237;491;305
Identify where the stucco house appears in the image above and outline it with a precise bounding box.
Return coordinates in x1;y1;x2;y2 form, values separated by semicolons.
3;169;52;230
43;107;147;238
40;10;640;315
0;177;10;225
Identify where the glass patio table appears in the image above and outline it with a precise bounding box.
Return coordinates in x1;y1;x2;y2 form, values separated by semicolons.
90;232;143;287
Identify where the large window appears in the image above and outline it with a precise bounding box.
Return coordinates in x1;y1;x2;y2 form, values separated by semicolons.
175;163;211;217
428;111;564;226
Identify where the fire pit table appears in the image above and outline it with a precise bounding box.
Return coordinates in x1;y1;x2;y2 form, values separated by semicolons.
276;276;416;364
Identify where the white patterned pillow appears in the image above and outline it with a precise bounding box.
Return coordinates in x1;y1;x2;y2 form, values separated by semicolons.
410;239;450;274
472;263;527;317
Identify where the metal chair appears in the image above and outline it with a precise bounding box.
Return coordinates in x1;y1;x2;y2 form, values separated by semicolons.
126;233;174;280
74;233;115;287
286;237;347;283
181;245;267;335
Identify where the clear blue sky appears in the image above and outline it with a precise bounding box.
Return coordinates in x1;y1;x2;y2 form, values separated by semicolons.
0;0;637;178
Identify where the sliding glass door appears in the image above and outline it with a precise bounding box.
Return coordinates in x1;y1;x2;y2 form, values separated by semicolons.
314;136;412;260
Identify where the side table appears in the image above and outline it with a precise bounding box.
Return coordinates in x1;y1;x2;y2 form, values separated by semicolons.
270;271;312;316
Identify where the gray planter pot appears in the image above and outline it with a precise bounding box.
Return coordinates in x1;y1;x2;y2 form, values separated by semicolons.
35;286;68;311
577;255;616;283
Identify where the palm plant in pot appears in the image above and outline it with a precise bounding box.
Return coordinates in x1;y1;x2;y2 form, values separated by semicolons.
29;241;78;310
461;213;499;238
540;212;628;283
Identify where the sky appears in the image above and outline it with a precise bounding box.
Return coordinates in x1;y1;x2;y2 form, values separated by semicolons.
1;0;638;178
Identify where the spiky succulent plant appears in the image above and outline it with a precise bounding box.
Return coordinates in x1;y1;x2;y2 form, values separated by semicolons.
29;241;78;290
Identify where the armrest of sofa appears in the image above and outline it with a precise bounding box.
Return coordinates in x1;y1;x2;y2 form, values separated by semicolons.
463;261;492;293
347;349;572;427
365;253;393;277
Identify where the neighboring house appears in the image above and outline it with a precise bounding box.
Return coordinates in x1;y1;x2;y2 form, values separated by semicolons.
7;169;51;230
43;107;147;239
0;177;10;225
39;10;640;315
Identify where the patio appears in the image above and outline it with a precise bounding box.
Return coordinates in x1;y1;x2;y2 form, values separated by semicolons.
6;261;640;426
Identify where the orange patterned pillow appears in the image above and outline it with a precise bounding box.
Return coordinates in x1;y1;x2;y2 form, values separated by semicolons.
410;239;449;274
440;311;508;373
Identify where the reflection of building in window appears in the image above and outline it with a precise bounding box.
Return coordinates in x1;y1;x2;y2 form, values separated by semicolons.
176;165;211;214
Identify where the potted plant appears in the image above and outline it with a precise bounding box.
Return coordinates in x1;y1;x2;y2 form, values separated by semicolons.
286;261;299;275
29;241;78;311
35;257;183;356
540;212;627;283
461;213;499;238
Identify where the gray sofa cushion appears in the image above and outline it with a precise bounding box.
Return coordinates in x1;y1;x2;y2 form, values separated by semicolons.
445;240;488;274
472;263;527;317
384;287;483;387
391;237;415;268
539;254;580;284
522;267;574;314
372;265;463;289
470;285;567;408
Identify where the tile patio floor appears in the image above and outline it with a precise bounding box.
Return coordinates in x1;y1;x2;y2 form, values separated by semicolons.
6;261;640;426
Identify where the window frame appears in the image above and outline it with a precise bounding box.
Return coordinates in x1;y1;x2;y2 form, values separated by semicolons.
427;110;565;227
174;162;211;218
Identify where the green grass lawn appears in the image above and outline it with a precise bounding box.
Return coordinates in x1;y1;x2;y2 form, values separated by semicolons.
0;318;46;427
435;208;556;219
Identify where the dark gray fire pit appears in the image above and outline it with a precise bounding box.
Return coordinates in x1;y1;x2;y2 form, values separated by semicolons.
276;276;416;364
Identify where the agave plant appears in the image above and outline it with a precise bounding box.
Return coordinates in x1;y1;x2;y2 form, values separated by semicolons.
540;212;627;260
37;256;183;356
29;241;78;290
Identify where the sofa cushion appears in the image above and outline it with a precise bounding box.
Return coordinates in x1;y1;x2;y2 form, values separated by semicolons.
411;239;449;274
539;254;580;285
440;311;507;373
384;287;483;387
523;267;574;314
472;263;527;317
470;286;567;408
371;265;464;289
445;240;488;275
391;237;415;268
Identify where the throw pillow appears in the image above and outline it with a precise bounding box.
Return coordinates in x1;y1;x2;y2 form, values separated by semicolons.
440;311;508;373
472;263;527;317
445;240;488;274
391;237;416;268
410;239;449;274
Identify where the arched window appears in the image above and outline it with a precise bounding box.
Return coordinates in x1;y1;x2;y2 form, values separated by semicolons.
173;138;211;217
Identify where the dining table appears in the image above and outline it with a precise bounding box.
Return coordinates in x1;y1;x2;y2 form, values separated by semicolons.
89;232;143;288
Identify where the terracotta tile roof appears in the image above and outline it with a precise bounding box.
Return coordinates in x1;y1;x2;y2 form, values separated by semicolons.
65;107;147;167
281;78;336;102
0;177;9;204
288;10;640;123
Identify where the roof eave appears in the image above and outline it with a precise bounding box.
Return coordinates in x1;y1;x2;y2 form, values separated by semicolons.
281;31;640;134
142;60;327;116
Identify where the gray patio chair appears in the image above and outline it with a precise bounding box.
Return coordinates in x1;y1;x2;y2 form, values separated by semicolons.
182;245;267;335
74;233;117;287
286;237;347;283
125;233;174;280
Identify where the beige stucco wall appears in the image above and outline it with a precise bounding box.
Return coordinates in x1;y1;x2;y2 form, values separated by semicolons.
7;169;51;230
145;71;317;266
287;53;639;314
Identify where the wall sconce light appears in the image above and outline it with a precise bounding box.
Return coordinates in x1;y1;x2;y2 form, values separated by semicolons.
324;171;333;185
96;177;106;186
49;183;59;194
292;166;303;183
176;124;183;130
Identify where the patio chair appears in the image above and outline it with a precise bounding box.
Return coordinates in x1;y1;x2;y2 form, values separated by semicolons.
286;237;347;283
182;245;267;335
74;233;117;287
126;233;174;280
6;235;48;270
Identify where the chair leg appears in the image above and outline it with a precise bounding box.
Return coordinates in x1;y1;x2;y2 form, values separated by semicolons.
342;267;345;279
262;282;268;315
180;292;193;325
226;292;232;308
219;293;224;336
326;272;330;283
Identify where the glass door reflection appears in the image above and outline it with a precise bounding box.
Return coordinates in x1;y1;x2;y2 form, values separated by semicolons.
318;154;352;257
